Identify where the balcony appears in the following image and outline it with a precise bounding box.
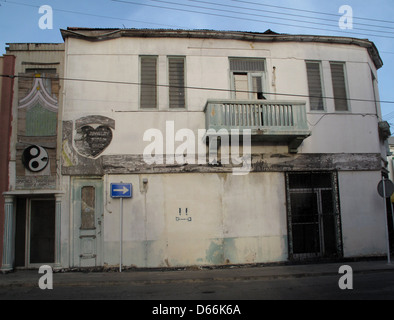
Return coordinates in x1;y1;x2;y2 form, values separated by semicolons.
204;100;311;153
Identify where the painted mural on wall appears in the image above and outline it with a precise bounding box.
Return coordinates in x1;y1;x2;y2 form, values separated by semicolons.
16;74;59;189
61;115;115;175
74;115;115;158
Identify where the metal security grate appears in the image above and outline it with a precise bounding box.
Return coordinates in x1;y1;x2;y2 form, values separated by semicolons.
286;172;343;261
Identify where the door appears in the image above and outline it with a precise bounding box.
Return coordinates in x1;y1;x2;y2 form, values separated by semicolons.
233;73;249;100
15;197;56;268
233;72;265;100
286;172;343;260
290;191;320;256
72;179;103;267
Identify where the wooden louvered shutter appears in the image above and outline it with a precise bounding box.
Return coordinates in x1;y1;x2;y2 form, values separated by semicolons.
330;62;349;111
140;56;157;108
169;57;186;108
306;62;324;111
230;59;265;72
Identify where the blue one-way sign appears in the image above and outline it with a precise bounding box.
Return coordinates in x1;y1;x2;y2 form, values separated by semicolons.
110;183;132;198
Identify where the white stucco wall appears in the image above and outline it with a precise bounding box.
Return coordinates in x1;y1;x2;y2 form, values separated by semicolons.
63;36;382;156
102;172;287;268
338;171;387;257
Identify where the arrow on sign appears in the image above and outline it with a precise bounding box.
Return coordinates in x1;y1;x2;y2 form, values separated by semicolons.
114;186;129;194
110;183;132;198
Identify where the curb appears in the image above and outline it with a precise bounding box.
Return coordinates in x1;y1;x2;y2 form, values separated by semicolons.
1;263;394;289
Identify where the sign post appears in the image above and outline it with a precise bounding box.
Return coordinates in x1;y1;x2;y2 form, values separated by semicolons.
110;183;132;272
377;177;394;264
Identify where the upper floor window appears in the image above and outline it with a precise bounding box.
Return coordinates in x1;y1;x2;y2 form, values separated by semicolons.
306;61;325;111
168;56;186;108
330;62;349;111
140;56;158;109
230;58;265;100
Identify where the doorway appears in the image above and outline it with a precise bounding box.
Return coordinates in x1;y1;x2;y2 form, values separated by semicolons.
15;198;56;268
286;172;343;260
72;178;103;267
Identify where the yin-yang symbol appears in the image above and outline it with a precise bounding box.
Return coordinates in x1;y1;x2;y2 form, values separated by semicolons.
22;145;49;172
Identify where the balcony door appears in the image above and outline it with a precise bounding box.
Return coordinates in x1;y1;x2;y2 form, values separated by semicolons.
233;73;264;100
230;58;266;100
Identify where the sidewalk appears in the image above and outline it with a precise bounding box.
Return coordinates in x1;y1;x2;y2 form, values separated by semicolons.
1;259;394;288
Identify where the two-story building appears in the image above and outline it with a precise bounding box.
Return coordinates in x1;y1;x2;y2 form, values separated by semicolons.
1;28;391;271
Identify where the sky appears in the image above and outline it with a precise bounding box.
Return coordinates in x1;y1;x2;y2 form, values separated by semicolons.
0;0;393;122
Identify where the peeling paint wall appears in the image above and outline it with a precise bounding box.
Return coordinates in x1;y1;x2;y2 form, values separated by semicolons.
101;172;287;268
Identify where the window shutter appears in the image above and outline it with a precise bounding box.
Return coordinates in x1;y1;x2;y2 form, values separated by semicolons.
230;59;265;72
169;57;185;108
306;62;324;111
330;63;349;111
140;56;157;108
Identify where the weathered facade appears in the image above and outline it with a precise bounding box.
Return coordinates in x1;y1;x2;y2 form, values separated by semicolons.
1;28;392;271
1;43;64;271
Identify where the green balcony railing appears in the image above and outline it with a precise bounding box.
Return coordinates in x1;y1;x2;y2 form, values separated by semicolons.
205;100;311;153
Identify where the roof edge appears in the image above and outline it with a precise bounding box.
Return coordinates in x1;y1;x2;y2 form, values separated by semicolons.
60;28;383;69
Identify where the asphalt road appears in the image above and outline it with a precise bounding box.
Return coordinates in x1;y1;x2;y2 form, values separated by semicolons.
1;270;393;301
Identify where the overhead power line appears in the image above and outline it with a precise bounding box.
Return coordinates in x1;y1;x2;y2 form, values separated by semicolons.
189;0;394;33
111;0;394;40
0;0;187;29
2;73;394;105
3;0;394;40
232;0;394;25
189;0;394;31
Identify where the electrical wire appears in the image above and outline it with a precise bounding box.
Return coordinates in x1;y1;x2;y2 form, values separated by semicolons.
0;0;187;29
111;0;394;40
383;110;394;120
3;0;394;40
2;73;394;105
232;0;394;26
166;0;394;35
190;0;394;32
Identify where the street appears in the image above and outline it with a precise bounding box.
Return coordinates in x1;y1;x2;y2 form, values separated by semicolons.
1;270;393;300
